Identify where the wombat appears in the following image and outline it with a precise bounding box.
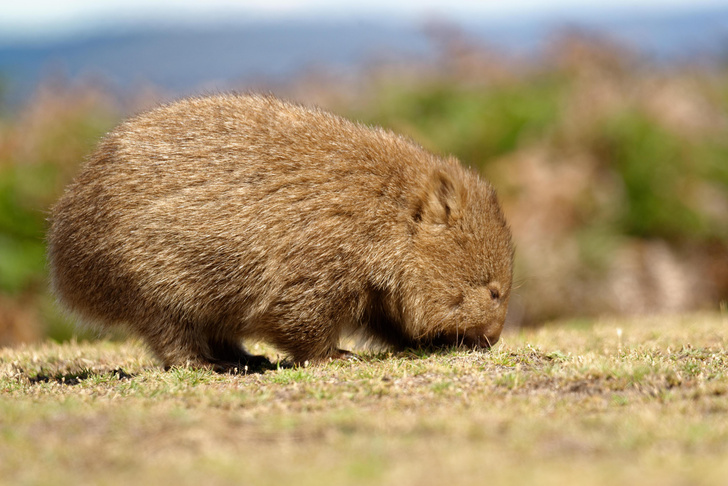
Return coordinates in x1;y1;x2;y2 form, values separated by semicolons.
48;94;513;371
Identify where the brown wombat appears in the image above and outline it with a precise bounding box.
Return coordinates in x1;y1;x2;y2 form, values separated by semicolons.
48;94;513;371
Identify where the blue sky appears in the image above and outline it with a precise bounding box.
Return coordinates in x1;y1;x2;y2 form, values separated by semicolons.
3;0;727;40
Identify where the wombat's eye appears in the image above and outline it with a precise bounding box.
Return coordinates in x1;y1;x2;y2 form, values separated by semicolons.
489;288;500;301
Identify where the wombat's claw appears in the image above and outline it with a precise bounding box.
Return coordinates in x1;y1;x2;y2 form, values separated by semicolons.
331;349;360;362
274;359;295;369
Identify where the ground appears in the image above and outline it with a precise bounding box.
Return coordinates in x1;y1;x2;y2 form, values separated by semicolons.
1;312;727;486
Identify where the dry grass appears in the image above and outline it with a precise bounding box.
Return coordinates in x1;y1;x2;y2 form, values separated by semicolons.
1;312;727;485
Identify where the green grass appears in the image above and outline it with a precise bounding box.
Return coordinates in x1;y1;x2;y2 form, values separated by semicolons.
2;312;727;485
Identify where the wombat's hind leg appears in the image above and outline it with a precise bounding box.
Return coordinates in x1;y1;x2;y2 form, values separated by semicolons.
136;318;269;373
206;338;274;373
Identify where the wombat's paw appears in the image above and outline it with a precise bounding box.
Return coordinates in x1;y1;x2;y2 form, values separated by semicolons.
330;349;361;362
209;354;275;374
164;354;275;374
282;349;360;368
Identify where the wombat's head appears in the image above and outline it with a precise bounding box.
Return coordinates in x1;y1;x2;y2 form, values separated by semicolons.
402;160;513;349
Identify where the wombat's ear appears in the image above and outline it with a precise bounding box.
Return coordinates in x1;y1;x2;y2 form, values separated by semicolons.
416;169;462;226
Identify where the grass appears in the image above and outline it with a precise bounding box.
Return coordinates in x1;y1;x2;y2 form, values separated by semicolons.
2;312;728;485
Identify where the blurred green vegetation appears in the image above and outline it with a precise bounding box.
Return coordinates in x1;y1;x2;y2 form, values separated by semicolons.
1;35;727;343
599;110;728;241
0;83;117;342
352;76;565;163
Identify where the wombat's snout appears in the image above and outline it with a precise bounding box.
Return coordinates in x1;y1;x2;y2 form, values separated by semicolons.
431;324;502;350
463;326;501;349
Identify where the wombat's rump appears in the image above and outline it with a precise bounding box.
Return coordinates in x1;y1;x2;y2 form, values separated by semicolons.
48;94;513;371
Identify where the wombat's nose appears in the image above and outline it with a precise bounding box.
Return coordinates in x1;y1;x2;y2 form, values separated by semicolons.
463;327;500;349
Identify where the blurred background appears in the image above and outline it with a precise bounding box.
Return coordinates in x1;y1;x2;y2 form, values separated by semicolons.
1;0;727;345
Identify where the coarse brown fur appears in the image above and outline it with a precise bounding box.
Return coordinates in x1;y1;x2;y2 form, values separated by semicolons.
47;94;513;371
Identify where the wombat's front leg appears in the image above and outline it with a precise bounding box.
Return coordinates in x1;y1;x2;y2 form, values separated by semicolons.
264;316;345;365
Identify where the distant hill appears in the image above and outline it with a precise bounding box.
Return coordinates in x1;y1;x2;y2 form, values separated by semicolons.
0;20;433;106
0;7;726;106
